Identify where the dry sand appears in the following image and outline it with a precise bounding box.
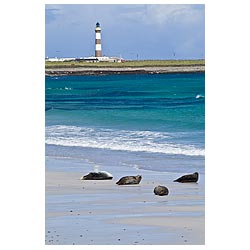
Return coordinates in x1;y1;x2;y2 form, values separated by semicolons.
45;159;204;245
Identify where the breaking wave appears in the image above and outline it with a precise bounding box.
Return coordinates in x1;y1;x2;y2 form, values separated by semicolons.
45;125;205;157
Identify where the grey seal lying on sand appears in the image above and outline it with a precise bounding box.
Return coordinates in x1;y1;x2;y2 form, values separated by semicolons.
153;185;169;196
80;171;113;180
116;175;142;185
173;172;199;183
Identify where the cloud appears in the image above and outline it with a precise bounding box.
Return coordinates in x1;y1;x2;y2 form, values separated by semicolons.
45;4;204;30
45;7;62;24
146;5;202;25
118;4;204;27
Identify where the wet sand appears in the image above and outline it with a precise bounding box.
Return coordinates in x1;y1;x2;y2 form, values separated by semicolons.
45;157;205;245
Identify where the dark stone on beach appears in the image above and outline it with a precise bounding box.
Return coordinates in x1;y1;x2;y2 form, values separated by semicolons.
154;185;169;196
80;171;113;180
173;172;199;183
116;175;142;185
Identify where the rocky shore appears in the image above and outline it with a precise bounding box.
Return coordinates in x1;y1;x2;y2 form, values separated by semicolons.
45;65;205;76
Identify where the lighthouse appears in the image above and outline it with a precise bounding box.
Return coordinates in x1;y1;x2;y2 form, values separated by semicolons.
95;22;102;57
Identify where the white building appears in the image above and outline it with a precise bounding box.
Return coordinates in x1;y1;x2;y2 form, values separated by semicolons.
45;57;76;62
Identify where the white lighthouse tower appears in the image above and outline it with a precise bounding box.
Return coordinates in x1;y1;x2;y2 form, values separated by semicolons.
95;22;102;57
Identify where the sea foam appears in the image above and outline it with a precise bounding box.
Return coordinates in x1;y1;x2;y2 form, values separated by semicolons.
45;125;205;157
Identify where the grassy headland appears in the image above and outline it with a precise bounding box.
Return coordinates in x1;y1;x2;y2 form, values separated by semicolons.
45;59;205;69
45;59;205;76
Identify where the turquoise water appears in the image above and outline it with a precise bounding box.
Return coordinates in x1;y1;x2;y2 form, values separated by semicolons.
45;73;205;173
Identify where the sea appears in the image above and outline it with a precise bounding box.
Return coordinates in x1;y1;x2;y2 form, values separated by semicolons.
45;73;205;176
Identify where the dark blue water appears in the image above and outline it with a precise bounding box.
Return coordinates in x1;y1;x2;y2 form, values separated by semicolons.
45;73;205;173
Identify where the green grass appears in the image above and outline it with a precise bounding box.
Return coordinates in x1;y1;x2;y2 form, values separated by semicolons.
45;59;205;69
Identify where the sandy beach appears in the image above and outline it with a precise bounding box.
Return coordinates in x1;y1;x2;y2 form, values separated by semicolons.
45;65;205;76
45;156;205;245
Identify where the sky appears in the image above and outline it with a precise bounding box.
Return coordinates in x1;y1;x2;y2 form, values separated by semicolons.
45;4;205;60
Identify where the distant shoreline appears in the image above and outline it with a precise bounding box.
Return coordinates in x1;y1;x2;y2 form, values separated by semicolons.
45;65;205;76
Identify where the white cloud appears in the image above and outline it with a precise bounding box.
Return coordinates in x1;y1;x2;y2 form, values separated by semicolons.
46;4;204;28
117;4;204;27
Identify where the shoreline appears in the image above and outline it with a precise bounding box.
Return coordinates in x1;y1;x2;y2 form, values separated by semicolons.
45;65;205;76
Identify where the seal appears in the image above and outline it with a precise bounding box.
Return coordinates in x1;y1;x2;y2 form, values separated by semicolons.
173;172;199;183
116;175;142;185
80;171;113;180
153;185;169;196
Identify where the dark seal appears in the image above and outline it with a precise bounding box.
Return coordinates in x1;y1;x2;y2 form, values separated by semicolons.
80;171;113;180
173;172;199;183
154;185;169;196
116;175;142;185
